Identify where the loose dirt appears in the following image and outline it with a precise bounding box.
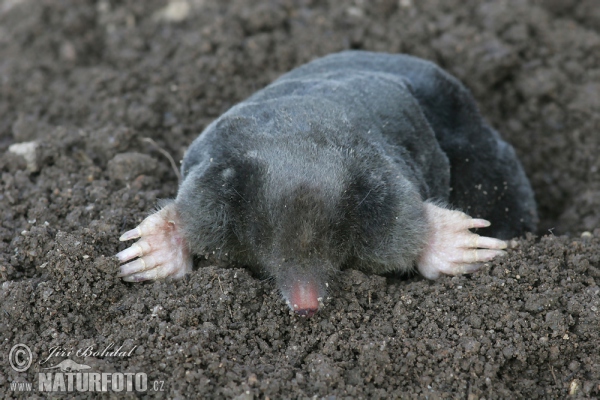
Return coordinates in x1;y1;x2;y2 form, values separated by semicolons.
1;0;599;398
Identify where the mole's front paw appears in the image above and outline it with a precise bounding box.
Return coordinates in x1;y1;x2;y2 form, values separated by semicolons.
417;202;508;280
116;202;192;282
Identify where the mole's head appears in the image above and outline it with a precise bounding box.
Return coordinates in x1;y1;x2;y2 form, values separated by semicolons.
224;141;352;317
257;179;343;317
177;123;427;316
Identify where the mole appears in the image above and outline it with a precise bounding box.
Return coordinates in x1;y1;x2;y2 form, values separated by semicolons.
116;51;538;316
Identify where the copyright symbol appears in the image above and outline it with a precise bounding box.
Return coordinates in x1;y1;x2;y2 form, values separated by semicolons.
9;344;32;372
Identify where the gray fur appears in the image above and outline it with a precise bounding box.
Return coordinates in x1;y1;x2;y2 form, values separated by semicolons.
174;51;537;297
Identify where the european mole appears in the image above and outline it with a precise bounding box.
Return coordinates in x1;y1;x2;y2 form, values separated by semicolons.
116;51;537;316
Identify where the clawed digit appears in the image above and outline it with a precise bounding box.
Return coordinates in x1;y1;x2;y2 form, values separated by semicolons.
417;202;508;280
115;202;192;282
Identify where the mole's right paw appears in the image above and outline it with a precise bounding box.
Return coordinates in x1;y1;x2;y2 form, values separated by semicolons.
116;202;192;282
417;202;508;280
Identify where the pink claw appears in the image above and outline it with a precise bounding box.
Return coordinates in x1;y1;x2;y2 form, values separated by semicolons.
119;228;142;241
417;202;508;280
116;202;192;282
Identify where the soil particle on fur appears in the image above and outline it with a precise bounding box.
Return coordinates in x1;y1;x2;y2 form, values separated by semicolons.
1;0;599;398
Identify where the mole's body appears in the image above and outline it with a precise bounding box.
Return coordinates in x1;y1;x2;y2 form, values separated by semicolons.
116;51;537;316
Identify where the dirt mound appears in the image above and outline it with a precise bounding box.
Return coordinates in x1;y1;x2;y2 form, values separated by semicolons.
1;0;599;397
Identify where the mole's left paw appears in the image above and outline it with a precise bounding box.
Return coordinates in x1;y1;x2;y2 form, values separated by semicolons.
116;202;192;282
417;202;508;280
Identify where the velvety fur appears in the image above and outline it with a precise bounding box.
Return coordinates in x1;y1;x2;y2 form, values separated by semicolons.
175;51;538;292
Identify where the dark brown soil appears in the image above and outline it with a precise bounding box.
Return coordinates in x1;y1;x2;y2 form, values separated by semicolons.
1;0;599;398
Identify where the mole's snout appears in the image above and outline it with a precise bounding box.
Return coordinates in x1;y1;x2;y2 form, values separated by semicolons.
285;278;323;317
